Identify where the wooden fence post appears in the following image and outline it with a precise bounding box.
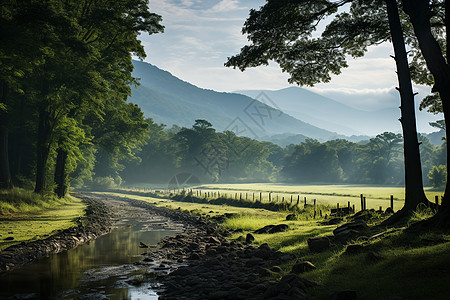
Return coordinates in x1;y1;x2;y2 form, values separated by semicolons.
435;195;439;206
363;197;367;210
314;199;317;219
360;194;364;211
390;195;394;210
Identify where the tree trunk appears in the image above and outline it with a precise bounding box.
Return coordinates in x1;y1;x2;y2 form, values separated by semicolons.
381;0;431;225
34;77;51;194
402;0;450;228
54;146;68;198
0;79;13;189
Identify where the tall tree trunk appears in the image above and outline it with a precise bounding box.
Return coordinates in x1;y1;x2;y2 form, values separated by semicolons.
54;146;68;198
34;77;51;193
0;80;13;189
403;0;450;228
382;0;431;225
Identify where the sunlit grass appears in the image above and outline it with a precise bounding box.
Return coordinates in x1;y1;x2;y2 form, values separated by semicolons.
102;189;450;299
0;191;86;250
0;188;73;215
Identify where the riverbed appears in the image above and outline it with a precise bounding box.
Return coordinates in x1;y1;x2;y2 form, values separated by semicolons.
0;198;181;299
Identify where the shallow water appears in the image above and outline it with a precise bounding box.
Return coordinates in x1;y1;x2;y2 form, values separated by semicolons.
0;213;179;299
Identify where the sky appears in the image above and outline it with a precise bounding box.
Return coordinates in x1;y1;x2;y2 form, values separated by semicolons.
139;0;441;133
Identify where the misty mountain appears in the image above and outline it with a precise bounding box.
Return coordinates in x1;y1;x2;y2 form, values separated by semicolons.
235;87;439;137
130;60;340;141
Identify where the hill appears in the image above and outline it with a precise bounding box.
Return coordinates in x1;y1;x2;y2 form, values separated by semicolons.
130;61;340;141
236;87;441;137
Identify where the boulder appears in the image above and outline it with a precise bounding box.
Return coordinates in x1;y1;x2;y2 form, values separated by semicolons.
246;233;255;244
286;214;298;221
291;261;316;273
254;225;275;234
333;221;368;237
345;244;364;254
269;224;289;234
321;217;342;225
385;207;394;214
307;237;330;252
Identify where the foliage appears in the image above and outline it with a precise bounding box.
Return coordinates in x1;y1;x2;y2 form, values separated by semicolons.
0;0;163;195
428;165;447;189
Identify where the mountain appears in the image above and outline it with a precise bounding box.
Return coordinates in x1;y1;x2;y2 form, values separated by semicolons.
235;87;441;137
130;61;340;141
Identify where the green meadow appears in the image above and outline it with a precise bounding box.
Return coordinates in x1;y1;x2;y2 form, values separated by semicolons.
110;185;450;300
0;189;86;251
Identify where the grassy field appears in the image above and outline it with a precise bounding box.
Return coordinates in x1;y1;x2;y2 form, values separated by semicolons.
109;186;450;300
126;183;444;213
0;189;86;250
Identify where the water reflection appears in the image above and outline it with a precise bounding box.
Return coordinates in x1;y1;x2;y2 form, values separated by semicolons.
0;217;178;299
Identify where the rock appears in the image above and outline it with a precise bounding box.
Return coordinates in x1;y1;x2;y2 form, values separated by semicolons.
264;285;278;298
334;229;361;241
269;224;289;234
329;290;357;300
276;281;291;293
321;217;342;225
286;214;298;221
258;267;272;276
208;236;221;244
259;243;271;251
291;261;316;273
385;207;394;214
254;225;275;234
307;237;330;252
4;237;14;241
333;221;368;237
236;235;246;242
139;242;149;248
208;291;229;300
270;266;282;273
246;233;255;244
189;253;200;260
245;257;264;267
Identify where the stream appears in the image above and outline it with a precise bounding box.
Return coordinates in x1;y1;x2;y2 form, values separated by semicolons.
0;199;181;300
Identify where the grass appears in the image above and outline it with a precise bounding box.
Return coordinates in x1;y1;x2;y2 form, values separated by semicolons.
105;187;450;300
0;189;86;251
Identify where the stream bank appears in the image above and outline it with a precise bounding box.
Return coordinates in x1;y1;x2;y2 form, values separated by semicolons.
0;194;113;273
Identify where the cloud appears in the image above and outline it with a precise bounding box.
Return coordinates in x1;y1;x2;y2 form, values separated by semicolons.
207;0;245;13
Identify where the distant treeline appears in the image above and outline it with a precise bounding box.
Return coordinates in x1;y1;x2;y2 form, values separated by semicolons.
119;119;446;188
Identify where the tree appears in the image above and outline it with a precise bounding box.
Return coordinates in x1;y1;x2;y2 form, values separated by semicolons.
428;165;447;189
401;0;450;226
225;0;433;221
282;139;343;183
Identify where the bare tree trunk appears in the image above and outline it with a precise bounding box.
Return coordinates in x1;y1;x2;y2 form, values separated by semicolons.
382;0;431;225
34;77;51;194
54;146;68;198
0;79;13;189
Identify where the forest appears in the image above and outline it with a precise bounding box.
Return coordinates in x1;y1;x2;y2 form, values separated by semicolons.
121;119;447;188
2;1;450;299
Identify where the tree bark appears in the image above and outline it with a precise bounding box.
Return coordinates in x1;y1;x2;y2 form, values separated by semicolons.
54;146;68;198
402;0;450;228
381;0;432;225
34;77;51;193
0;79;13;189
